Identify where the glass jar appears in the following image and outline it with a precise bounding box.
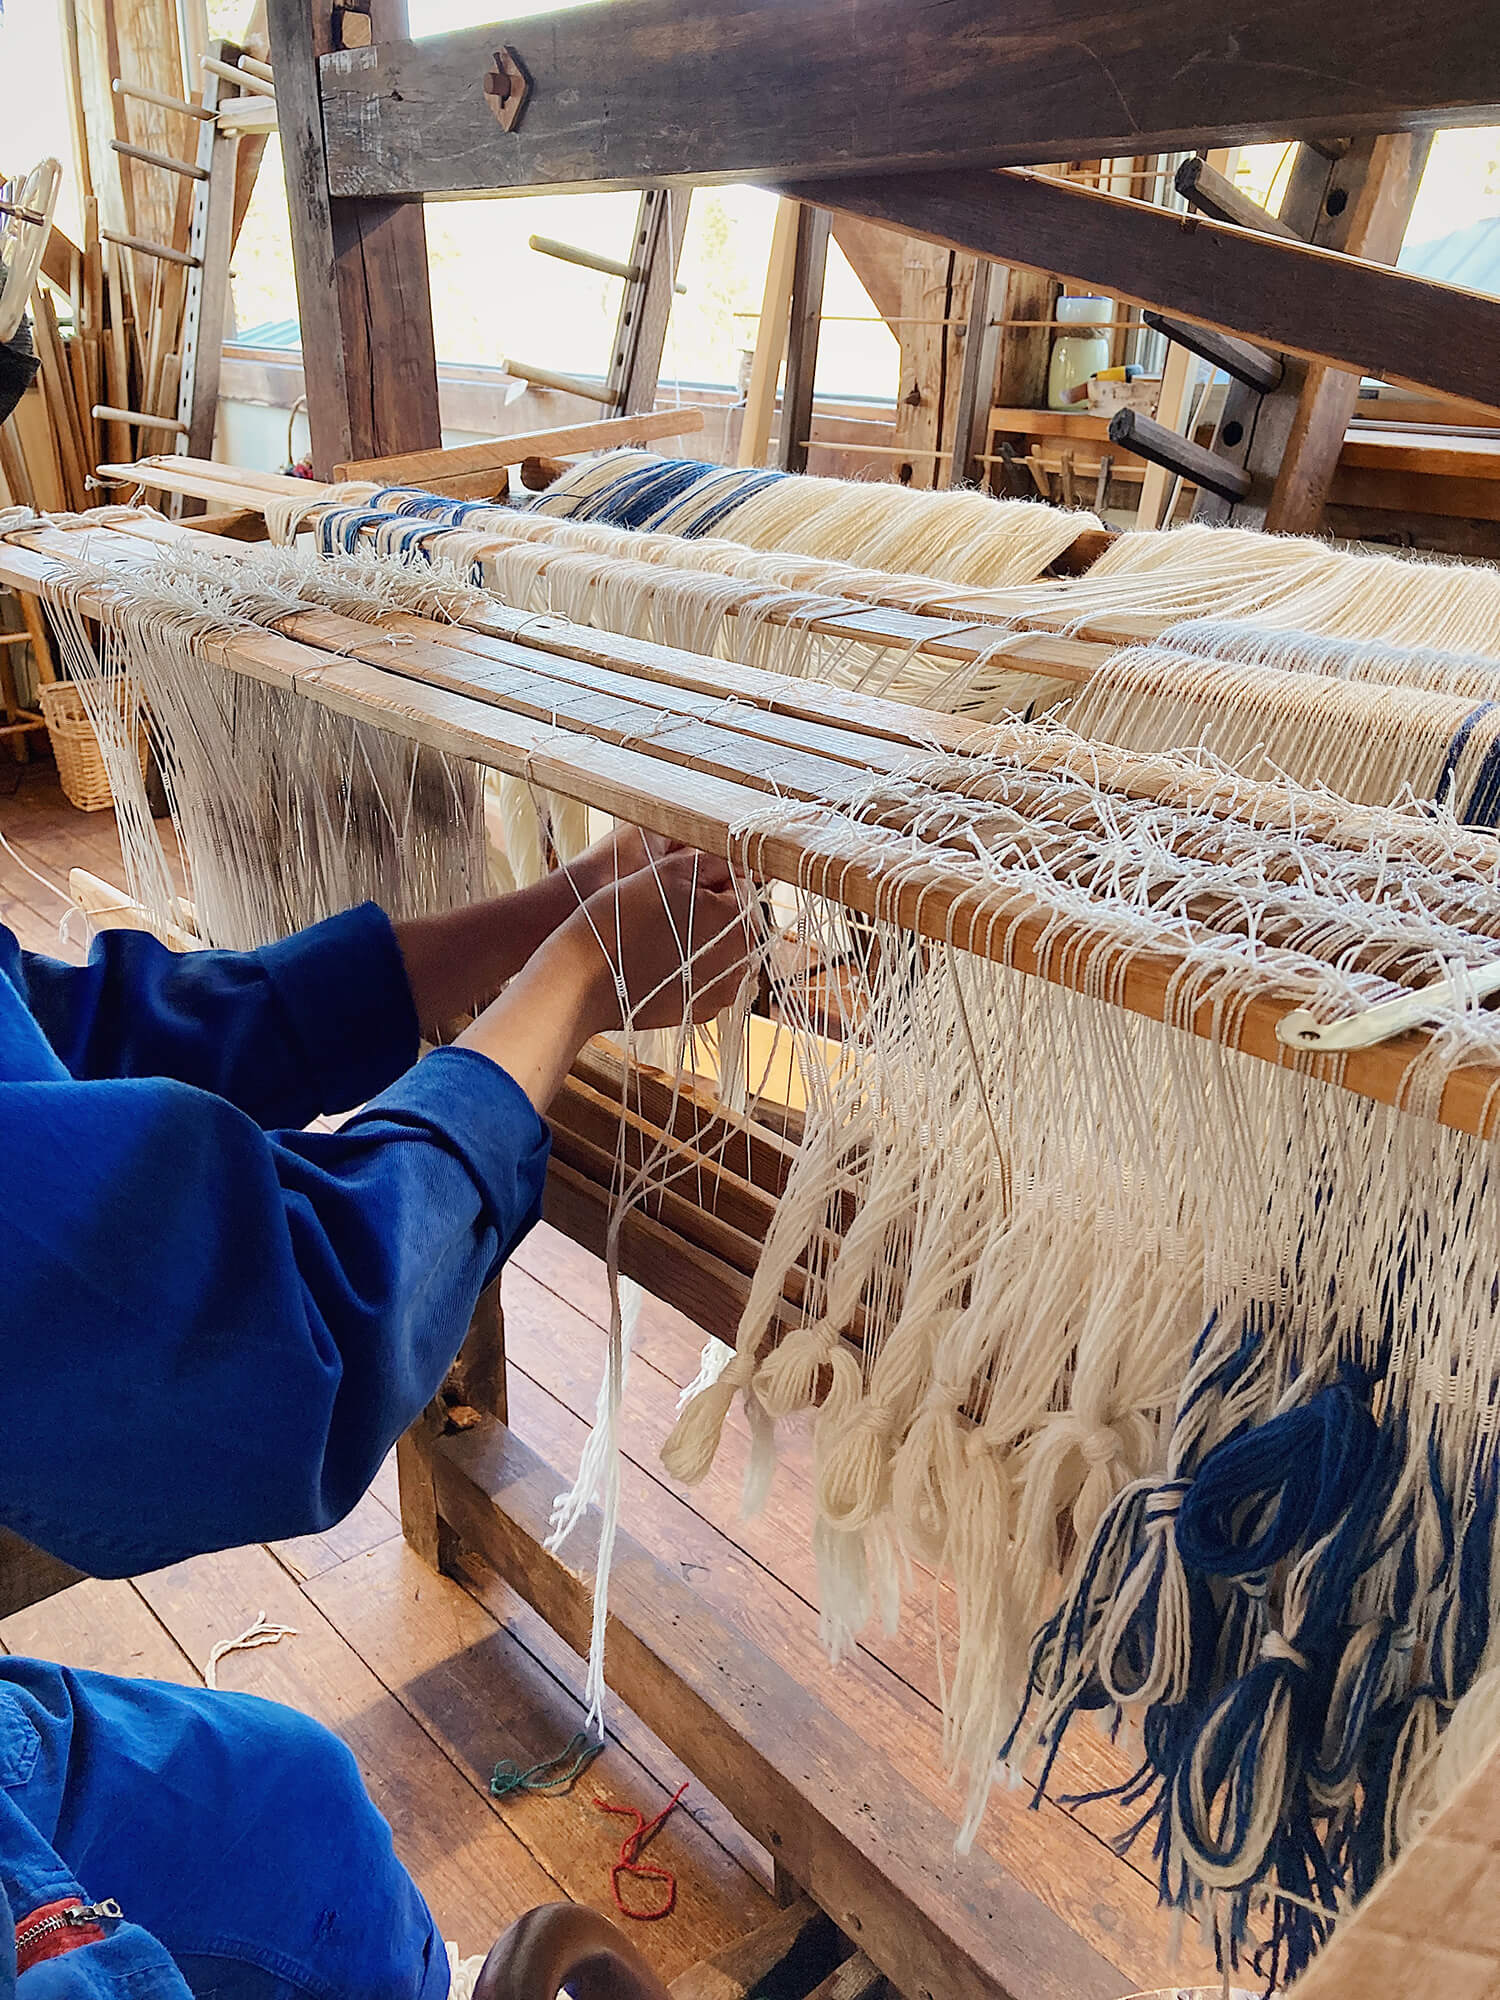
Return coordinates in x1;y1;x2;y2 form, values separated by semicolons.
1047;296;1113;410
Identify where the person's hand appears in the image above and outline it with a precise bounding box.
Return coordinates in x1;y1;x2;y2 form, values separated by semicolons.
454;848;752;1111
565;848;752;1034
563;824;684;905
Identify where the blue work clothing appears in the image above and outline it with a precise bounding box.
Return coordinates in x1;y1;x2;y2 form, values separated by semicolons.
0;906;548;1572
0;1659;449;2000
0;908;554;1996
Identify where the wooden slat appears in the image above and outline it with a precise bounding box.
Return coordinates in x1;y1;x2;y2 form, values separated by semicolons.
316;0;1500;199
773;166;1500;418
431;1418;1131;2000
265;0;440;475
332;406;706;489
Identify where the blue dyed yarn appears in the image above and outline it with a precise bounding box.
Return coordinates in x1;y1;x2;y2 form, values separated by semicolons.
1461;717;1500;826
1435;699;1496;810
1174;1374;1377;1578
530;453;718;529
666;467;787;537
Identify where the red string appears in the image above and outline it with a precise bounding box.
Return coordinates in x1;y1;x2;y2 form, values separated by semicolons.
593;1780;689;1920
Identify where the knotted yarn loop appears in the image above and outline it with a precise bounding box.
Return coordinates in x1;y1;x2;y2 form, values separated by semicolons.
1175;1374;1376;1579
752;1318;845;1420
1260;1629;1311;1672
1144;1478;1192;1525
1081;1426;1125;1470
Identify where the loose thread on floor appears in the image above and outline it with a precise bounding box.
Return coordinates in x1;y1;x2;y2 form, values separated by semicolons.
595;1780;690;1921
490;1730;605;1799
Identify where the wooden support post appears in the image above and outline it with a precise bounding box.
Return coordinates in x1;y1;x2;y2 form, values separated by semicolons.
175;40;242;475
1196;131;1432;531
265;0;440;477
1133;339;1199;527
779;205;830;474
604;186;692;417
396;1280;507;1570
738;197;800;469
891;239;952;488
945;259;999;489
1264;133;1432;532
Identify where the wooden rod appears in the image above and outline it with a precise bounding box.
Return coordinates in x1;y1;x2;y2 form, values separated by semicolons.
1108;408;1252;502
1173;156;1299;240
109;139;209;181
527;233;688;294
111;76;216;120
1141;309;1282;394
201;54;276;97
500;358;622;406
236;52;274;82
101;228;203;269
92;405;189;434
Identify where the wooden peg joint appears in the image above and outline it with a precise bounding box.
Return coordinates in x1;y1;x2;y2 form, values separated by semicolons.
484;46;531;132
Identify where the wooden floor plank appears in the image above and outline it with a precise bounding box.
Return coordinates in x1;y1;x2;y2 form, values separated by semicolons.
308;1536;773;1984
133;1539;565;1952
0;1577;200;1684
271;1479;402;1584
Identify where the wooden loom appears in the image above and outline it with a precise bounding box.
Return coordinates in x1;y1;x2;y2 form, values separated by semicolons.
10;497;1500;1998
50;1;1500;1986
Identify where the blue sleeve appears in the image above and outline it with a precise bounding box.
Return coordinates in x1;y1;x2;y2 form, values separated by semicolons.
0;1048;549;1574
14;904;419;1126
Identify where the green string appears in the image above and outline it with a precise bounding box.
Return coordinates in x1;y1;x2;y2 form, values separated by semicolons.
491;1730;604;1799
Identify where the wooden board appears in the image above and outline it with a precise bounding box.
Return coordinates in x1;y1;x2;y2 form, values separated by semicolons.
133;1538;565;1946
316;0;1500;198
430;1418;1132;2000
334;408;706;488
774;166;1500;418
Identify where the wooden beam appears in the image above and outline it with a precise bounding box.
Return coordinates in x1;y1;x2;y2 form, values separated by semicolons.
333;406;706;488
265;0;439;476
779;206;830;475
318;0;1500;199
774;167;1500;417
738;198;800;470
430;1418;1130;2000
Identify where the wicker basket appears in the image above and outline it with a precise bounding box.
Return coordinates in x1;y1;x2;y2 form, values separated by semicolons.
39;678;149;814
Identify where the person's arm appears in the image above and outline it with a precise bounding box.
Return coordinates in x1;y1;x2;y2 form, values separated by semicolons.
8;824;663;1128
0;853;748;1574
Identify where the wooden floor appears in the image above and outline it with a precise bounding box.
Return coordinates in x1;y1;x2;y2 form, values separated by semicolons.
0;756;1196;1993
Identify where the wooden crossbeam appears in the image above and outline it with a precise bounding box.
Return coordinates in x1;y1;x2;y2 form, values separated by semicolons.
773;167;1500;418
316;0;1500;198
